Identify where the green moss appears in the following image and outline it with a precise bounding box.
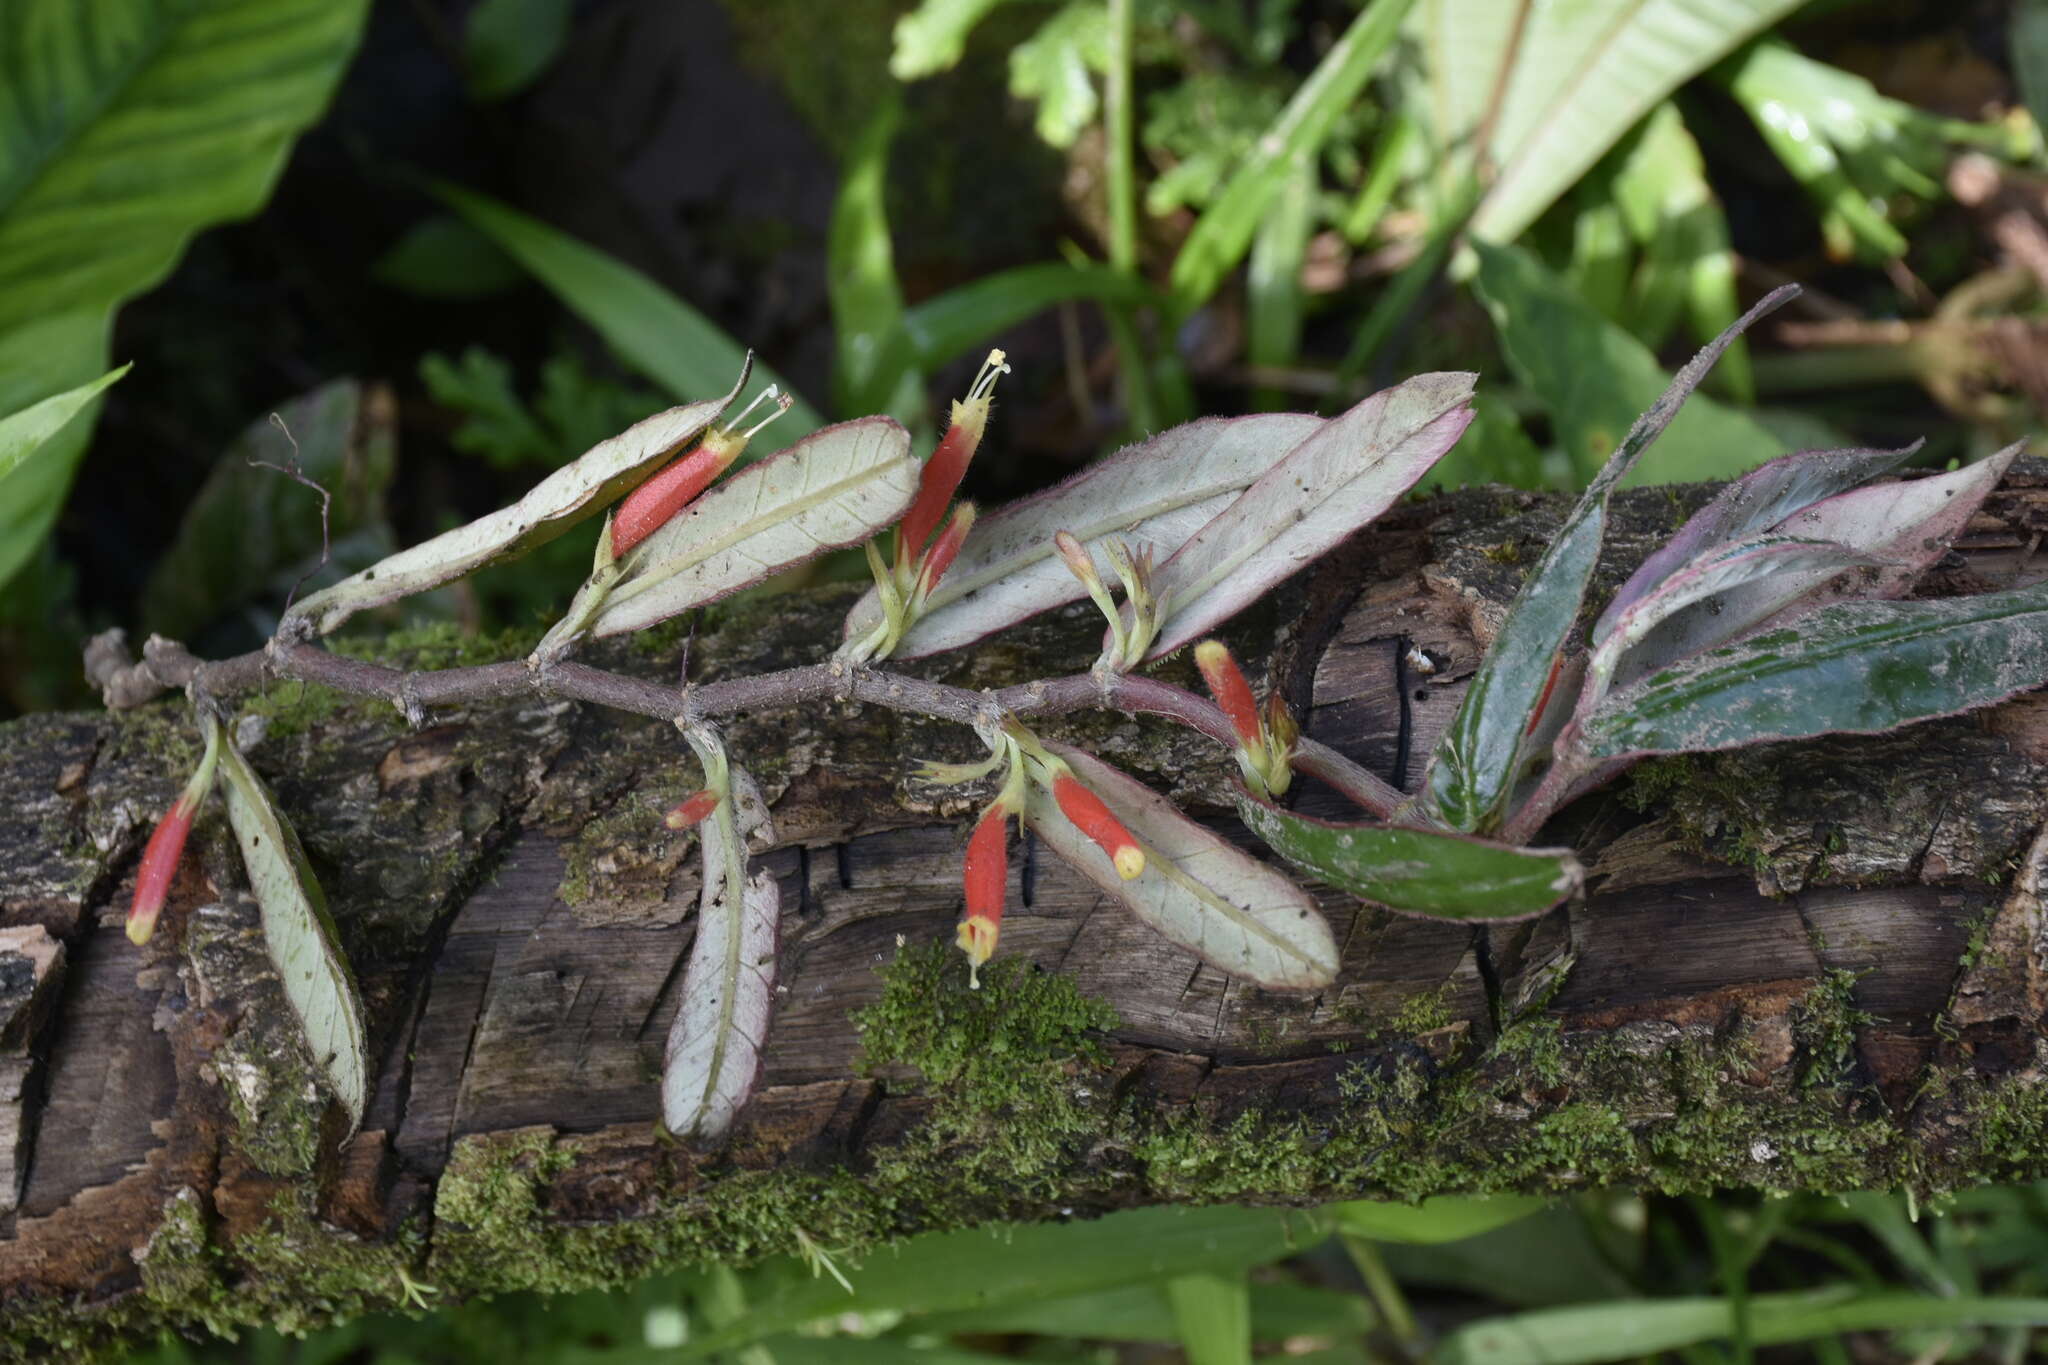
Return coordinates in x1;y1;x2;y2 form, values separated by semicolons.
333;620;543;672
1386;983;1457;1039
1792;969;1871;1089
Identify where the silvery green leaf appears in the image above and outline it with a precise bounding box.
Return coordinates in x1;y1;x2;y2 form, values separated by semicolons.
284;364;748;636
1582;579;2048;762
1026;744;1336;991
1138;372;1475;661
663;792;780;1142
840;413;1323;659
593;416;918;639
1423;285;1796;833
217;737;369;1133
1595;441;1921;640
1603;446;2020;691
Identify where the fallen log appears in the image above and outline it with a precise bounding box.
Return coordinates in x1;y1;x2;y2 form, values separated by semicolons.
2;467;2046;1356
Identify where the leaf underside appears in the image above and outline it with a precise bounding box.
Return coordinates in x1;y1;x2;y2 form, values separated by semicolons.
1026;744;1337;991
217;740;369;1132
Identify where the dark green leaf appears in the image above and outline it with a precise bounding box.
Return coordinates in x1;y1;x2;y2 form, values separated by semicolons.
1234;788;1581;920
1332;1196;1549;1244
372;215;524;300
465;0;574;100
1582;581;2048;761
829;94;922;423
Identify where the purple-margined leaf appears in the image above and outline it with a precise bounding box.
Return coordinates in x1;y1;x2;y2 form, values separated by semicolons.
1601;446;2020;691
663;762;778;1141
593;416;917;639
217;731;369;1133
1025;743;1336;990
838;413;1323;659
1423;285;1798;834
1131;373;1475;663
1595;441;1921;639
1587;537;1875;704
1580;578;2048;762
1233;785;1581;921
285;362;749;637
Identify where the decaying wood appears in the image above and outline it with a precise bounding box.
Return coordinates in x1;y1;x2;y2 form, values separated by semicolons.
3;468;2048;1354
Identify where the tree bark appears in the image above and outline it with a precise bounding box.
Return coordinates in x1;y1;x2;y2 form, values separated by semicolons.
4;469;2048;1354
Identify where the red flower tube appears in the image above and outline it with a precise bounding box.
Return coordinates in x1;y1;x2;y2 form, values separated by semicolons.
1194;640;1262;748
128;723;224;947
955;802;1009;986
914;502;976;601
899;350;1008;563
611;386;790;557
1053;774;1144;880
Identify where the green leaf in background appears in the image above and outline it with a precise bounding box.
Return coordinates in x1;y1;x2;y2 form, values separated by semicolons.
464;0;574;101
1170;0;1416;312
371;214;525;300
217;731;370;1132
1008;1;1110;149
677;1205;1334;1359
1405;0;1806;246
1717;37;2006;263
0;364;129;488
872;261;1157;385
0;0;369;597
436;183;826;441
140;379;397;642
1246;148;1315;411
1233;788;1582;921
2014;1;2048;143
1581;579;2048;761
1166;1272;1251;1365
890;0;1010;79
1437;1290;2048;1365
1472;242;1787;486
420;346;664;471
829;94;924;425
911;1278;1375;1344
1333;1196;1550;1245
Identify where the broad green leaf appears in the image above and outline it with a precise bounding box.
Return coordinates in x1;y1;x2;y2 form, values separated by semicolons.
1596;442;1921;639
0;365;128;487
1332;1195;1549;1244
371;215;523;300
1582;580;2048;762
1233;788;1581;921
217;734;369;1131
1424;277;1793;832
679;1205;1335;1359
1170;0;1416;311
1008;2;1109;149
141;380;396;641
664;772;779;1142
285;367;747;636
890;0;1009;79
1471;242;1788;487
829;94;923;423
1166;1273;1251;1365
0;0;368;595
1405;0;1806;246
1437;1290;2048;1365
437;184;825;440
465;0;574;100
913;1280;1375;1343
1141;372;1474;661
840;412;1322;659
593;416;919;638
746;1342;1013;1365
1028;744;1336;990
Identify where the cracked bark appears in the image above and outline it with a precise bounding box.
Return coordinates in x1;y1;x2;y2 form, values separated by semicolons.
3;469;2048;1352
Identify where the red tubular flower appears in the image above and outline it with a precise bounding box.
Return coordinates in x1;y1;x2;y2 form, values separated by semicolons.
1053;774;1144;880
611;387;790;557
128;795;198;947
899;350;1008;562
915;503;976;600
665;789;720;830
956;802;1009;985
1194;640;1262;749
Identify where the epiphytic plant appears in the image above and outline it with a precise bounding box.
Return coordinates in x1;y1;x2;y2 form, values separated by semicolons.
111;284;2048;1147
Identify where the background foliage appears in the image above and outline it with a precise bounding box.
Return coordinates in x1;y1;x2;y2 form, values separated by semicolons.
5;0;2048;1358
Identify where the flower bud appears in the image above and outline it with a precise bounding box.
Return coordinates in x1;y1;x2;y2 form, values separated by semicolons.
915;502;976;601
956;801;1010;987
128;795;197;947
1194;640;1262;748
1052;774;1144;880
665;789;720;830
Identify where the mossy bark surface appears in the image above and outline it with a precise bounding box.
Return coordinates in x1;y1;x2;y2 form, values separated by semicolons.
3;469;2047;1357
